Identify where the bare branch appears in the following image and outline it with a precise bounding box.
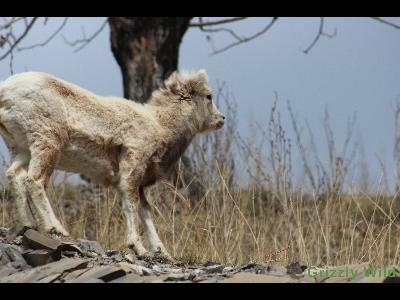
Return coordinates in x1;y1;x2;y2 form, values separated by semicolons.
208;17;278;56
189;17;248;27
17;17;69;51
198;17;243;42
303;17;337;54
0;17;25;31
370;17;400;30
0;17;39;61
62;19;108;53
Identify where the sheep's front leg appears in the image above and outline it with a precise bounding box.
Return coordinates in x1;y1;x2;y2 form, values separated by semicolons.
118;151;147;256
139;187;172;259
120;189;147;256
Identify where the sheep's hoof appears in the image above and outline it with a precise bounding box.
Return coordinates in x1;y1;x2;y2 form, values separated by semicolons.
20;220;37;230
138;249;174;264
46;226;70;237
127;243;147;257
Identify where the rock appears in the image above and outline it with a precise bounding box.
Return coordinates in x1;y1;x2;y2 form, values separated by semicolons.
242;263;270;274
106;250;119;256
0;227;8;238
7;260;31;271
6;224;30;243
77;239;105;256
36;273;62;283
109;274;167;283
0;248;11;266
203;264;224;274
62;268;90;282
5;245;28;265
62;251;80;258
152;264;164;273
0;242;29;269
22;229;62;253
241;263;286;276
0;258;88;283
164;267;186;274
115;262;153;276
73;266;126;282
13;236;23;246
240;262;257;270
223;267;234;273
106;250;123;262
286;262;307;275
164;273;191;282
203;261;219;267
0;266;19;279
191;274;210;282
67;277;104;283
60;243;84;256
199;277;219;283
23;249;54;267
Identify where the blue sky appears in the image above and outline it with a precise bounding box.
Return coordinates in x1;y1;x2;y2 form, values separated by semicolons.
0;17;399;190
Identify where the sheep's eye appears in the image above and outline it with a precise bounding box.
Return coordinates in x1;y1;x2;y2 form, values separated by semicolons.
206;94;212;101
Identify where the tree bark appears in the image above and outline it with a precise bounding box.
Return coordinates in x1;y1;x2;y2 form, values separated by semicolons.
108;17;192;102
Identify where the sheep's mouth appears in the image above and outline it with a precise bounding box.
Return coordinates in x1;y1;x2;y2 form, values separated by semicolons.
216;121;225;129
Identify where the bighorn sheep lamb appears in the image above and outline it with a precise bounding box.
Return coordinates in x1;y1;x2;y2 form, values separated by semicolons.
0;70;225;258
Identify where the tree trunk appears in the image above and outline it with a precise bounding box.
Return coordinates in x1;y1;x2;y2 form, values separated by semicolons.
108;17;192;102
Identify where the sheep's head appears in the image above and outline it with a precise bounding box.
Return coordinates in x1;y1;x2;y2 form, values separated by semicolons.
161;69;225;133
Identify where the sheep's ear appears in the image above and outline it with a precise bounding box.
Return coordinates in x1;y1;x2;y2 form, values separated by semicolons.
182;70;209;96
165;71;180;95
197;69;209;84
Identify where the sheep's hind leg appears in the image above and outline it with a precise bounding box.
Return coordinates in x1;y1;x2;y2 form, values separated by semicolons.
25;145;69;236
139;187;172;260
7;153;36;228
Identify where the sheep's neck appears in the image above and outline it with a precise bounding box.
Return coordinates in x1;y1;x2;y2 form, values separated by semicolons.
154;106;198;138
154;107;197;168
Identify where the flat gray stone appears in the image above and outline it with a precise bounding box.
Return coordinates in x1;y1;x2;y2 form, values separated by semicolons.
60;243;84;256
0;258;88;283
67;277;104;283
5;245;28;265
62;268;91;282
77;239;105;256
203;264;224;274
0;242;29;269
0;266;19;279
0;248;11;265
286;262;307;275
74;266;126;282
6;224;30;243
115;262;152;275
109;274;167;283
37;273;62;283
164;273;191;282
22;229;62;252
23;249;54;267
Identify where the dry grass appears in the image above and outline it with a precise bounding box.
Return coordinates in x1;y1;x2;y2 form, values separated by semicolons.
1;90;400;268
